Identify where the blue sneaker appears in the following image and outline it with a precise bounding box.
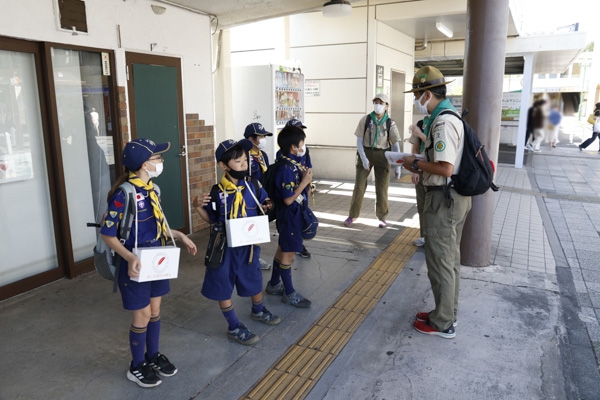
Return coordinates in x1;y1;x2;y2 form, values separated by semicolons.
251;306;281;325
282;291;311;308
227;322;259;345
266;281;284;295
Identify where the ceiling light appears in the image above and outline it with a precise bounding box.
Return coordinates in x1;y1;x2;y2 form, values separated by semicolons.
322;0;352;18
151;5;166;15
436;21;453;38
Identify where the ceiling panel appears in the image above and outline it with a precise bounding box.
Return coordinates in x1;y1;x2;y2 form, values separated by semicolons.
156;0;585;75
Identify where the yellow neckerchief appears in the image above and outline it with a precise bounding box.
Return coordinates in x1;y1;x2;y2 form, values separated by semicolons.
128;172;166;240
218;174;247;219
249;148;268;173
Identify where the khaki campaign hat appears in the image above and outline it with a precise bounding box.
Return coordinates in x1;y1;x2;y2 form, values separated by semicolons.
404;66;455;93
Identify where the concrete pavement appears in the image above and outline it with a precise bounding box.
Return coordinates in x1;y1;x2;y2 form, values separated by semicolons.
2;123;600;399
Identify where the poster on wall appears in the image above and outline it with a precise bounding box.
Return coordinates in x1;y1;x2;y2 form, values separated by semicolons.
0;150;34;183
501;92;521;120
376;65;384;89
305;80;320;97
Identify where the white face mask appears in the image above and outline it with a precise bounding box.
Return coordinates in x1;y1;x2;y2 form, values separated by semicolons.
146;161;164;178
373;103;386;115
296;144;307;157
414;93;431;115
257;137;267;150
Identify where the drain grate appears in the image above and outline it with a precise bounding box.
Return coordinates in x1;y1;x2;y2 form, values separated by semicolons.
242;227;420;400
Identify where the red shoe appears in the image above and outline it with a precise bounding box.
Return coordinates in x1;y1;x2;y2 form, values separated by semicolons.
415;311;457;327
413;319;456;339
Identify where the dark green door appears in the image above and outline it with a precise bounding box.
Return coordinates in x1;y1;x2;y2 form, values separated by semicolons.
127;54;188;233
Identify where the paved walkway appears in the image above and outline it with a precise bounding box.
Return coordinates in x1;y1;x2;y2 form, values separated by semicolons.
2;124;600;399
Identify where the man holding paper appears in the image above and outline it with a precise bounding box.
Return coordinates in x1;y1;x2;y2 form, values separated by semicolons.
402;66;471;339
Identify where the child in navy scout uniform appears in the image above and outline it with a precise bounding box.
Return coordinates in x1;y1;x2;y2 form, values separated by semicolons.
266;125;313;308
193;139;281;345
244;122;272;182
101;138;197;388
282;118;312;259
243;122;273;270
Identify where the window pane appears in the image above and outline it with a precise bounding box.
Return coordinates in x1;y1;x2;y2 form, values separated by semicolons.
0;50;58;285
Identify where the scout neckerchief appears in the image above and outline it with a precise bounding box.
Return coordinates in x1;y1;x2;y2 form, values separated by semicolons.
218;174;247;219
249;148;268;173
281;154;316;206
421;98;456;153
281;154;306;172
368;111;389;150
128;172;166;240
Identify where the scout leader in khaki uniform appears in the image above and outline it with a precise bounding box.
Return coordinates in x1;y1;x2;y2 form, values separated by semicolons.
402;66;472;339
344;93;402;229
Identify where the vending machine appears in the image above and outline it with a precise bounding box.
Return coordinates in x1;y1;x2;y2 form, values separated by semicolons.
231;64;305;162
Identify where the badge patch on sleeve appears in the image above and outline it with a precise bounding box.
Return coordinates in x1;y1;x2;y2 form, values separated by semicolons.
435;141;446;152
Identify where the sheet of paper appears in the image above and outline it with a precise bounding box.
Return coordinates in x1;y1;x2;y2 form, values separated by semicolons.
384;151;424;165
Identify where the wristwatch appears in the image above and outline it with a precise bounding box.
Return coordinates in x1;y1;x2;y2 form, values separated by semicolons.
412;159;420;171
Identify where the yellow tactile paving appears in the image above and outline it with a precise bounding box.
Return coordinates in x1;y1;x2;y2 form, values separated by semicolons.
398;174;413;183
242;227;420;400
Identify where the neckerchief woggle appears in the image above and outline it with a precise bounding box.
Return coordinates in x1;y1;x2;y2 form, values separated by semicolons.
128;172;167;241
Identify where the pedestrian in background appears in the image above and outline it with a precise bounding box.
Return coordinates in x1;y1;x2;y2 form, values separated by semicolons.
579;103;600;152
526;99;547;153
548;105;562;148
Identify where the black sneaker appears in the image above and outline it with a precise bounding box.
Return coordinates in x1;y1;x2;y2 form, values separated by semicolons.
147;352;178;377
127;361;162;388
296;246;311;258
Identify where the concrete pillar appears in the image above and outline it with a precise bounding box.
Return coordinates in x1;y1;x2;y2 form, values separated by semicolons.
460;0;510;266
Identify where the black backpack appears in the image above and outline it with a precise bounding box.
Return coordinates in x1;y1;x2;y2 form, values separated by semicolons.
434;109;499;196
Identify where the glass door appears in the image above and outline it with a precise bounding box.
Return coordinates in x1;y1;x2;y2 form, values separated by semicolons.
50;47;117;263
0;47;58;286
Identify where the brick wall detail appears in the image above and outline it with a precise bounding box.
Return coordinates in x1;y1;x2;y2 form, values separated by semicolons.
186;113;216;232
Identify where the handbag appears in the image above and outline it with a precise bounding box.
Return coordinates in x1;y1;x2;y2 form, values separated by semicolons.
588;113;596;125
131;196;180;282
204;221;226;269
301;206;319;240
223;180;271;248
